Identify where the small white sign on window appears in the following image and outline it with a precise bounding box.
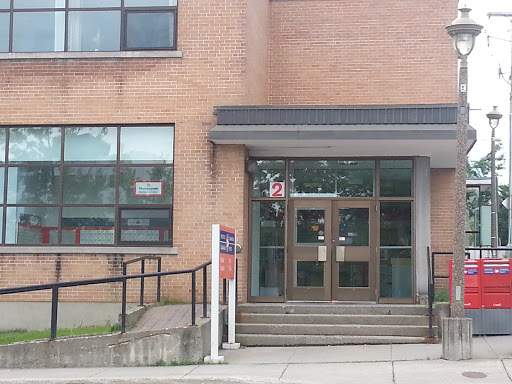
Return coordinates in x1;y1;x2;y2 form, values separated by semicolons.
133;180;164;197
269;182;285;197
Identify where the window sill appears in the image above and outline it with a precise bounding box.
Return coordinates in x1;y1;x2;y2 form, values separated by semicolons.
0;246;179;255
0;51;183;60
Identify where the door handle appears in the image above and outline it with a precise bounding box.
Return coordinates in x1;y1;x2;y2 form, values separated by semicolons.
336;246;345;262
318;246;327;262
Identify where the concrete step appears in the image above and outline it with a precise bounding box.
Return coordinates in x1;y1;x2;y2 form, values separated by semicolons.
236;334;436;347
238;313;435;326
236;323;436;337
237;303;430;316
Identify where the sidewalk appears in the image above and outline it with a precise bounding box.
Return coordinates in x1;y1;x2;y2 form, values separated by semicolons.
0;336;510;384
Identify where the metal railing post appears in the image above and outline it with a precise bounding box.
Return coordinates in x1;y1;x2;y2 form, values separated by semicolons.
202;265;208;318
427;247;434;338
140;259;145;306
157;257;161;303
235;259;238;308
121;263;127;333
50;286;59;340
191;271;196;326
222;279;227;305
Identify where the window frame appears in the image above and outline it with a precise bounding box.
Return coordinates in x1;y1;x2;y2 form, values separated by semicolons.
1;1;178;53
0;124;175;247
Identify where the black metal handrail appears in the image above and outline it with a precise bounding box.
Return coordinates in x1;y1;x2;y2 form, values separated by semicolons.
426;246;434;338
122;256;162;306
0;260;212;340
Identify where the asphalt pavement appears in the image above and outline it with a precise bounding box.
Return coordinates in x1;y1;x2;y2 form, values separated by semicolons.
0;335;510;384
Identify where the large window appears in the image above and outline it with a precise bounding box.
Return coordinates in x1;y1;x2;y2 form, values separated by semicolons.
1;0;177;53
0;125;174;246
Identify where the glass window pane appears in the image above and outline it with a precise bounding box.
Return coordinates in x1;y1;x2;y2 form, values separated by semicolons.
7;167;60;204
336;161;375;197
290;160;375;197
126;11;175;49
290;161;336;197
0;168;4;203
14;0;65;8
120;209;171;244
379;248;412;298
249;160;285;198
251;202;285;297
380;201;412;299
6;207;59;244
339;262;369;287
63;167;116;204
380;202;412;246
295;208;324;246
68;11;120;52
62;207;115;245
0;129;5;162
125;0;177;6
380;160;413;197
12;12;65;52
9;128;61;162
295;261;323;287
119;167;172;204
338;208;369;246
64;127;117;162
0;0;9;9
69;0;121;7
0;13;9;52
120;126;173;164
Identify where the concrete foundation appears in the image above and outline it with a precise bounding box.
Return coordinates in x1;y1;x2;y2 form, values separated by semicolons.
442;317;472;360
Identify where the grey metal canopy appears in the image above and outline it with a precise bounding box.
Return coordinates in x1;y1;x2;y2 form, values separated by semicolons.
210;105;476;168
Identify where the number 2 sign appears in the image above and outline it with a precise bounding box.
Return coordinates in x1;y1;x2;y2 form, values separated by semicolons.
270;182;285;197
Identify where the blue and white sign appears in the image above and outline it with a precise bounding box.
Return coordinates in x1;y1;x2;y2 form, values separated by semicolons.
220;228;235;255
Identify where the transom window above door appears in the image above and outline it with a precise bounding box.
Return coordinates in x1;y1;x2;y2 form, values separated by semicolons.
0;0;177;53
249;159;413;199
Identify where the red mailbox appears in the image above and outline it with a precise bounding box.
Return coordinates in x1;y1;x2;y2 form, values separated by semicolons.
480;259;512;309
449;259;481;309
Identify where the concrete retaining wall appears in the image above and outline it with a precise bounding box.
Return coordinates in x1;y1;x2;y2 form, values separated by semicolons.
0;312;225;368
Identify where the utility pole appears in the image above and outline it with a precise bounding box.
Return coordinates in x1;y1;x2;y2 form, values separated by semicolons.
487;12;512;247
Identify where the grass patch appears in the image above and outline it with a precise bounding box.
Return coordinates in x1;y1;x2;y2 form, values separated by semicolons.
150;359;227;366
0;324;120;345
150;297;187;307
434;290;450;302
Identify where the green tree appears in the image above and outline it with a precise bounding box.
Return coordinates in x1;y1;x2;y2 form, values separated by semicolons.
467;143;508;245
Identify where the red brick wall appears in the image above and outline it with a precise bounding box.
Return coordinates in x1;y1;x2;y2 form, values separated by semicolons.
269;0;457;105
431;168;456;290
0;0;459;304
0;0;257;303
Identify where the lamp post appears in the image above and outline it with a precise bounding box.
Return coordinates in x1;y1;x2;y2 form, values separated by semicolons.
487;106;503;251
443;7;482;360
445;6;482;318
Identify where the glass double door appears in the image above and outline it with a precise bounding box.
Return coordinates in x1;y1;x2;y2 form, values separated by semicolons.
287;200;376;301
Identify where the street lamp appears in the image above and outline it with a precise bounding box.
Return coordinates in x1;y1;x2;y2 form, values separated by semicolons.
487;106;503;251
444;7;482;360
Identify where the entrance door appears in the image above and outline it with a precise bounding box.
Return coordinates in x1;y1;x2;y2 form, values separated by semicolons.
287;200;376;301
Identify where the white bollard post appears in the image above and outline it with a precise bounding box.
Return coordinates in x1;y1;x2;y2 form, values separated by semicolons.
204;224;224;363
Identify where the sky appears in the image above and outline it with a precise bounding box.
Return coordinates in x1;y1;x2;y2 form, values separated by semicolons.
463;0;512;184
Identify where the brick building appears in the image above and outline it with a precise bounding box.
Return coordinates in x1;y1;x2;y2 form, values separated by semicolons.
0;0;466;306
